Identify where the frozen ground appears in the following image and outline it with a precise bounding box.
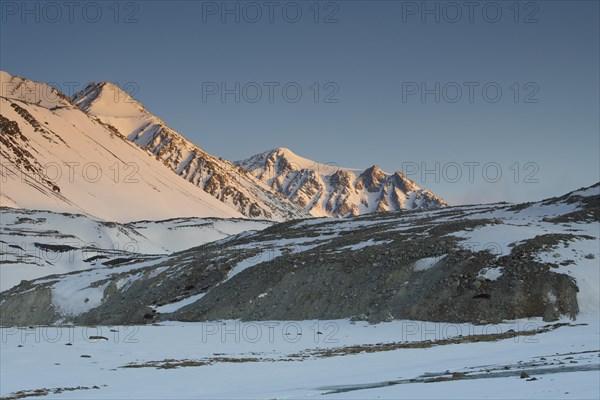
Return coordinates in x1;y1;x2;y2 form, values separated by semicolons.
1;316;598;399
0;208;272;291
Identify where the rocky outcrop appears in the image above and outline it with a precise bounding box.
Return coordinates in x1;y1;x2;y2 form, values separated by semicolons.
0;111;58;193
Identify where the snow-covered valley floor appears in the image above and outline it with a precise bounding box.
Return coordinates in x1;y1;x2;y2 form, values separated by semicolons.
1;317;598;399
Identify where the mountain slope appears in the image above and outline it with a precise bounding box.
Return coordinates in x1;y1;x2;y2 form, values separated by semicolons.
2;183;597;326
236;147;447;217
0;207;272;291
0;71;246;222
71;83;309;221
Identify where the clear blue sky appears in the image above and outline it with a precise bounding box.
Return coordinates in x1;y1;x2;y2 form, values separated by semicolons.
2;0;598;205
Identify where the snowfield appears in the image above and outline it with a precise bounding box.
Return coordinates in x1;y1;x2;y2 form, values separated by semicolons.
1;317;598;399
0;207;272;291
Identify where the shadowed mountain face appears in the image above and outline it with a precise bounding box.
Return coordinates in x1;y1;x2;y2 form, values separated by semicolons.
1;184;597;326
236;148;447;217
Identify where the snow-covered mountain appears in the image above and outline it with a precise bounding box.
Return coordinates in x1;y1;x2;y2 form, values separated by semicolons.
0;71;255;222
236;147;447;217
1;71;444;222
71;82;308;221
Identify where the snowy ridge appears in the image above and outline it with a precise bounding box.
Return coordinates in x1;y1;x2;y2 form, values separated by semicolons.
0;71;72;109
0;71;251;222
0;207;272;291
71;83;309;221
236;147;447;217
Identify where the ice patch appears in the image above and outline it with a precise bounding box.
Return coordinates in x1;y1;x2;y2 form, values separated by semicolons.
341;239;393;251
227;249;283;281
52;280;108;316
154;292;206;314
477;267;503;281
413;255;445;272
539;238;600;315
569;186;600;197
116;272;144;291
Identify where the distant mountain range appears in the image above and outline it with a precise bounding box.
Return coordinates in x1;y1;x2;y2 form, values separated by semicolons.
236;147;447;217
1;71;445;222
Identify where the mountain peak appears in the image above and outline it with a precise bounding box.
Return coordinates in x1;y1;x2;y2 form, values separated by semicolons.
72;81;144;117
237;149;447;217
261;147;324;172
272;147;295;155
366;164;385;174
242;147;353;176
0;75;246;221
70;80;309;221
358;164;388;192
0;70;14;82
0;70;72;109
